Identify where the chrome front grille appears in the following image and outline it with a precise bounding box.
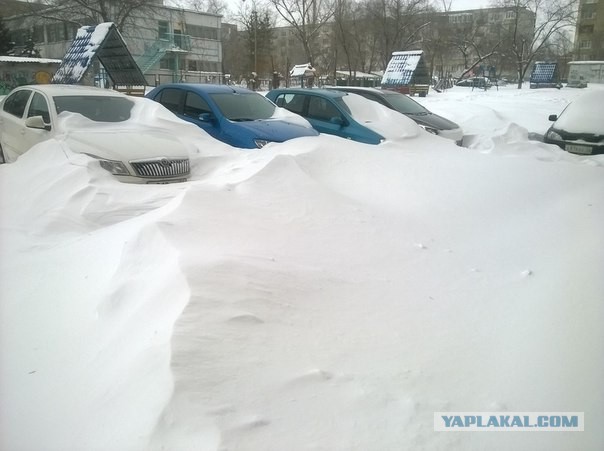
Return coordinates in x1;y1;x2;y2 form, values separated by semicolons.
130;158;190;178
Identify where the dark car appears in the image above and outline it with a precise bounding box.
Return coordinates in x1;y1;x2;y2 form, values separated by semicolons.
146;83;318;149
544;91;604;155
325;86;463;145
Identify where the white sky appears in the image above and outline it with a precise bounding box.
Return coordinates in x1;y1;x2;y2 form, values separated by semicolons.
447;0;491;11
218;0;493;17
1;84;603;450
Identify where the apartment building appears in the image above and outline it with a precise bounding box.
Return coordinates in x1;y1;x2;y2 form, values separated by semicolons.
426;6;536;79
574;0;604;60
4;0;224;86
267;5;535;83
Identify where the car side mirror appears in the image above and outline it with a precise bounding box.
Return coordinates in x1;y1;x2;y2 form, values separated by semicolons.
548;114;558;122
25;115;51;131
330;116;346;126
199;112;215;123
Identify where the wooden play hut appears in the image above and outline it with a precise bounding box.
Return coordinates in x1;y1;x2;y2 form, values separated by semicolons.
381;50;430;97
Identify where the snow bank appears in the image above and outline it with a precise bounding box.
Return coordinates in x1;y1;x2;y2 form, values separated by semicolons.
1;86;603;451
1;146;191;450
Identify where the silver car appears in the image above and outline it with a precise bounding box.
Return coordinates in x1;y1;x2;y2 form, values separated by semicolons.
0;84;191;183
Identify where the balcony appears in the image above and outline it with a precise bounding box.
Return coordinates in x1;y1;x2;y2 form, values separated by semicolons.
137;33;192;74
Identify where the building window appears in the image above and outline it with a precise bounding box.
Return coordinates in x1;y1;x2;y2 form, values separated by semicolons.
579;40;592;49
33;25;44;43
158;21;169;40
186;24;218;40
505;10;516;20
579;25;594;34
581;10;596;19
488;12;502;23
449;14;472;24
47;22;70;42
199;61;219;72
160;55;175;70
188;60;199;71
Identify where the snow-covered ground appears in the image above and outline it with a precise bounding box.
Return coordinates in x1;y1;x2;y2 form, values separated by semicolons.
1;84;603;451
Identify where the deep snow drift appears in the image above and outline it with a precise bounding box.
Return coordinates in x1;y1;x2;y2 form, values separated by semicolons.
1;84;603;451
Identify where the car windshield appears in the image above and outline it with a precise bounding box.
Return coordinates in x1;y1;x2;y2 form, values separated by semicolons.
380;92;428;114
53;95;134;122
210;92;275;121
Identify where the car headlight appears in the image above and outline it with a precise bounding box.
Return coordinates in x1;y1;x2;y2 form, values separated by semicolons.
419;124;438;135
254;139;271;149
546;130;562;141
99;159;130;175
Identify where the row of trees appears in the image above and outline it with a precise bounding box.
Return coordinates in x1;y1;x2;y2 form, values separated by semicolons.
233;0;579;88
1;0;579;88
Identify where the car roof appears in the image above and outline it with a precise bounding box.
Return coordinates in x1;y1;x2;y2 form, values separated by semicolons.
15;84;127;97
327;87;412;99
155;83;255;95
270;88;347;98
326;86;383;94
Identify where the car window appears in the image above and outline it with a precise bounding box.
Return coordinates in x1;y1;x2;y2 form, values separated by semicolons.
361;92;388;107
308;96;341;121
27;92;51;123
157;88;182;113
53;96;133;122
184;92;211;118
210;92;275;121
277;93;305;115
381;92;427;114
3;90;32;118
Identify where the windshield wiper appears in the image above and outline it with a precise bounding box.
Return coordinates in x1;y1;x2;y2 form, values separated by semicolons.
231;117;256;121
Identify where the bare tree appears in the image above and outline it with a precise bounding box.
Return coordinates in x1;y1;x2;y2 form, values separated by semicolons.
267;0;336;65
498;0;578;88
13;0;163;31
171;0;229;16
364;0;433;68
448;16;504;80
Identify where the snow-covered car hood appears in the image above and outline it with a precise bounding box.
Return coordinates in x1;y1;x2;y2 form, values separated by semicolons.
552;91;604;135
56;110;192;161
270;106;314;129
342;93;421;141
64;128;190;161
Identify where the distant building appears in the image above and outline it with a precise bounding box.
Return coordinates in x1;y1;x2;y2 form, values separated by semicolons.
267;6;536;84
0;55;61;94
574;0;604;61
568;60;604;84
270;25;334;85
4;1;224;86
425;6;536;79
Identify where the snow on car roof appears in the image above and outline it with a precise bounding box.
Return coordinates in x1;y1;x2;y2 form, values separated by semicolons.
15;84;127;97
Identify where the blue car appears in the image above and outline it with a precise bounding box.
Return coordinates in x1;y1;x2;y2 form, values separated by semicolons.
146;84;318;149
266;88;386;144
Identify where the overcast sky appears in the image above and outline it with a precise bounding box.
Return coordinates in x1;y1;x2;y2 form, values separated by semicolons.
217;0;493;16
448;0;491;10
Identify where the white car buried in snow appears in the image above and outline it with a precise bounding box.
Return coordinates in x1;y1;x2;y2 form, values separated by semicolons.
0;84;191;183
